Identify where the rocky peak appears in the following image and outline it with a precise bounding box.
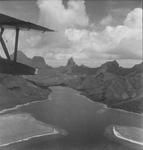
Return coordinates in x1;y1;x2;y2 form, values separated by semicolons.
132;62;143;73
100;60;119;73
12;51;27;60
66;57;77;68
11;51;31;64
65;57;77;74
32;56;46;68
10;51;47;69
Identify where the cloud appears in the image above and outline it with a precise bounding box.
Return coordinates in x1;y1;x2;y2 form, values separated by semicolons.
14;7;142;67
1;2;142;67
13;0;89;63
124;8;142;28
37;0;89;30
100;15;113;26
65;8;142;62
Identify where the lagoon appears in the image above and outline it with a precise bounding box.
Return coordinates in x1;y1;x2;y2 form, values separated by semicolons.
1;86;143;150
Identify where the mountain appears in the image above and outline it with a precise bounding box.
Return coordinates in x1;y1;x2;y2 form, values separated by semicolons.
1;52;143;113
26;55;143;113
74;61;143;107
58;57;98;75
31;56;46;68
10;51;50;69
78;72;138;105
64;57;78;74
131;62;143;74
97;60;143;76
66;57;77;68
99;60;119;73
10;51;32;65
0;73;51;111
61;60;143;113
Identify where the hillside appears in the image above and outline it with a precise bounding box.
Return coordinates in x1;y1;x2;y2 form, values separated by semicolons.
0;73;51;111
1;52;143;113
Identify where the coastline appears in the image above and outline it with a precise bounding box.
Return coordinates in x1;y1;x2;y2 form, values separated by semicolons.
113;126;143;146
0;85;142;149
61;86;143;117
0;99;49;114
0;113;67;148
59;84;143;115
105;125;143;150
77;90;143;116
0;85;143;118
0;129;59;148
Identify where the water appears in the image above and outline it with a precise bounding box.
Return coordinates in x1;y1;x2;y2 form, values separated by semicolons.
1;86;143;150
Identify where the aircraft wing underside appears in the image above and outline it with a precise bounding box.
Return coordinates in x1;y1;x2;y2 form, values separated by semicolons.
0;13;54;32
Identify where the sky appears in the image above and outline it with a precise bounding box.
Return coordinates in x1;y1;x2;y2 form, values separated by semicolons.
0;0;142;67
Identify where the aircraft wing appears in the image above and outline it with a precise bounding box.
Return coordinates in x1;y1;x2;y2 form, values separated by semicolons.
0;13;54;32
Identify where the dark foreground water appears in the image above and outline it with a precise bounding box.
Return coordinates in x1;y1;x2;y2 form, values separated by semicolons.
1;86;143;150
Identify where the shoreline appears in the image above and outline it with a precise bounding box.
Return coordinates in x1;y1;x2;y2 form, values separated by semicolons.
108;107;143;118
65;86;143;117
0;99;49;114
0;129;59;148
78;92;143;117
0;85;142;149
0;113;68;148
113;126;143;146
0;86;143;118
61;85;143;115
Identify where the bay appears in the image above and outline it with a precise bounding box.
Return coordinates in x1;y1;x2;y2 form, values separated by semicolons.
2;86;143;150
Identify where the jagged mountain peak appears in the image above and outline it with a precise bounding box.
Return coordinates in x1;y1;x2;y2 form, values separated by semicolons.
10;51;31;64
101;60;119;67
32;56;46;66
100;60;119;73
132;62;143;71
10;51;48;69
11;51;27;59
66;57;77;68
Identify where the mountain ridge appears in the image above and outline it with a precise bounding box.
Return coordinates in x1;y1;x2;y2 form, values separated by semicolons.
1;51;143;113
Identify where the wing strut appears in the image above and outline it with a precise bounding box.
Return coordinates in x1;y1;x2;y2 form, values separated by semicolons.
14;28;19;62
0;27;20;62
0;27;11;61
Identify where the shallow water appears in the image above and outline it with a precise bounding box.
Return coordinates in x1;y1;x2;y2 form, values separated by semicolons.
1;86;143;150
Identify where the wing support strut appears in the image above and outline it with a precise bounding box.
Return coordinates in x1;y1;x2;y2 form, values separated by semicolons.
14;28;19;62
0;27;11;61
0;27;20;62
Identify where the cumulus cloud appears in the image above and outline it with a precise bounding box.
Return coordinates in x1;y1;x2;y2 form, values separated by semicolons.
37;0;89;29
100;15;113;26
65;8;142;63
18;7;142;67
0;30;43;58
1;0;89;60
124;8;142;28
1;2;142;67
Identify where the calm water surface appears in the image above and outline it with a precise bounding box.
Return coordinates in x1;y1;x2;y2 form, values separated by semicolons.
2;86;143;150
